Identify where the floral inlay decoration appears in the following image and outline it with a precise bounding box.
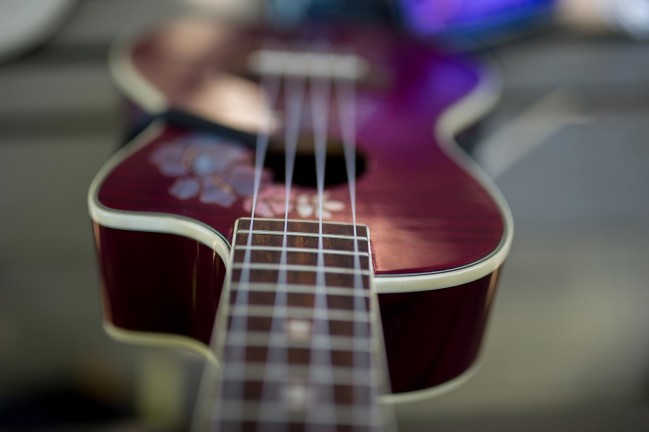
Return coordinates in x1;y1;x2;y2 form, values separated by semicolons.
150;133;345;219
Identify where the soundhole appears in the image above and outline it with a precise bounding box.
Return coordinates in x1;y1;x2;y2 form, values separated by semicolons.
265;137;366;188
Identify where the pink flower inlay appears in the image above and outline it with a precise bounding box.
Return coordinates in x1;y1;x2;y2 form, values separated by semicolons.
243;185;295;218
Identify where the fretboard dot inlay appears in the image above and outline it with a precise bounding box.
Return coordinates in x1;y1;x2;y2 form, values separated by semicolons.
283;382;312;411
286;319;312;341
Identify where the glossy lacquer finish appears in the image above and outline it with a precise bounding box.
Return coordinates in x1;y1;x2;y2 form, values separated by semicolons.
94;226;225;345
380;271;500;393
92;18;510;395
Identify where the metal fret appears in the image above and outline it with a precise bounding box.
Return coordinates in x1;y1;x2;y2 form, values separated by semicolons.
228;305;371;322
229;282;371;297
231;272;370;291
216;401;382;427
231;262;371;275
234;233;370;253
236;217;369;236
225;331;373;351
220;363;376;386
237;229;369;241
222;346;373;369
233;245;370;256
242;315;371;338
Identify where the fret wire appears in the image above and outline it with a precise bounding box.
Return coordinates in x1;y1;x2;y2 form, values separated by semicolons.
228;293;370;316
221;362;375;386
255;68;305;428
218;376;374;406
239;217;367;231
240;316;372;339
231;262;370;275
308;62;340;428
229;282;371;297
203;58;282;431
217;401;382;427
229;305;370;322
233;245;370;257
233;250;371;271
237;229;370;241
238;218;361;225
230;270;371;289
234;234;370;253
334;65;385;429
237;217;369;229
225;331;373;352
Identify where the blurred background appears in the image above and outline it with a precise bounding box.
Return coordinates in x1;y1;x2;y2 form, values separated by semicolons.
1;0;648;430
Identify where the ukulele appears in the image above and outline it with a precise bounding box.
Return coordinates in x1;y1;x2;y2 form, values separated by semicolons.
89;14;513;431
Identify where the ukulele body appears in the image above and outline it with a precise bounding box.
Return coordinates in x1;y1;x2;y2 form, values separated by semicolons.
90;17;512;400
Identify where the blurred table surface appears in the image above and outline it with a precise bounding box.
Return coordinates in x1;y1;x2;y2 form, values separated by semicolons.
1;0;648;430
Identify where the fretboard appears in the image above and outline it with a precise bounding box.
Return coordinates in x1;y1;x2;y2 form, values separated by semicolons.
207;218;391;431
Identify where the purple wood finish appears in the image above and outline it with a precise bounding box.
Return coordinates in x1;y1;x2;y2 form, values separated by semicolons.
92;18;510;395
98;119;504;274
107;19;505;274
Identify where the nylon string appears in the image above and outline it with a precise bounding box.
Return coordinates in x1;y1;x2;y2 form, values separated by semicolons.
259;64;307;425
301;54;337;431
199;46;373;431
335;65;381;428
207;63;282;431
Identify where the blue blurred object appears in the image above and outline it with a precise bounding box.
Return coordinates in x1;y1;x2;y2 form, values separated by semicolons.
266;0;649;44
267;0;557;46
267;0;394;26
398;0;557;44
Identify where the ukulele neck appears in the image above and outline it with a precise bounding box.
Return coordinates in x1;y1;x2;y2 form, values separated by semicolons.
206;217;391;431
